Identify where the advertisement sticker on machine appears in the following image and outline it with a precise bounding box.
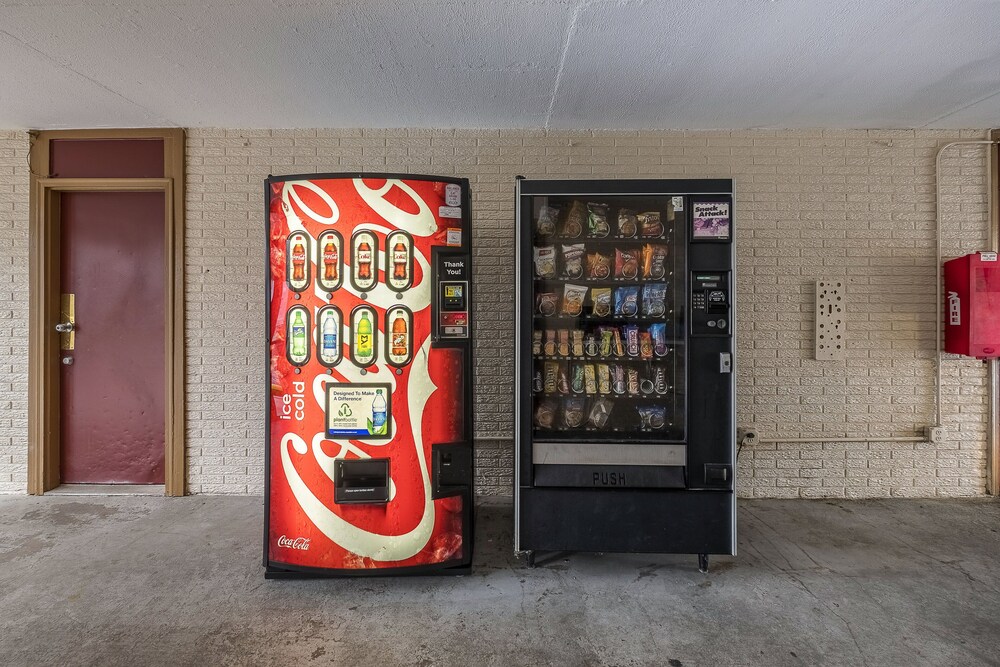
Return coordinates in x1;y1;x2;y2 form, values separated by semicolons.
325;383;392;439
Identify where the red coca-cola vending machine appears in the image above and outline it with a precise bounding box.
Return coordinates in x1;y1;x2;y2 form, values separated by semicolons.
264;173;474;577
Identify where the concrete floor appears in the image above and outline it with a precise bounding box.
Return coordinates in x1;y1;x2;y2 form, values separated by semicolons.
0;497;998;667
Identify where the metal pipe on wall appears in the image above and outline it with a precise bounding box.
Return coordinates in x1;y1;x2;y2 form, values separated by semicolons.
934;139;999;428
759;436;925;444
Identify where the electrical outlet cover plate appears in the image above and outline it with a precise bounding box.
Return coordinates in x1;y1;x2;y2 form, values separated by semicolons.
816;280;845;360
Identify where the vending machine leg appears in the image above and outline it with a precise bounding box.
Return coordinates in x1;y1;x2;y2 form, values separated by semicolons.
698;553;709;573
522;550;536;568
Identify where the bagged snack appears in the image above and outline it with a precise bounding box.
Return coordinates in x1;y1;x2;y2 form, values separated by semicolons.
562;201;586;238
642;282;668;317
557;362;570;395
532;368;544;393
597;364;611;394
612;326;625;356
534;245;556;279
532;330;542;356
558;329;570;356
572;329;585;356
653;365;668;394
614;248;639;279
586;252;611;279
543;361;559;394
627;367;640;395
649;323;668;357
638;405;667;429
638;211;663;237
587;397;613;429
561;284;588;316
584;364;597;394
614;286;640;317
537;292;558;316
571;364;585;394
617;208;638;238
587;203;610;237
584;332;599;357
563;397;586;428
543;329;557;355
534;399;558;428
536;205;558;238
591;287;613;317
599;328;614;356
624;324;640;357
641;244;668;280
611;364;626;395
562;243;585;279
639;331;654;360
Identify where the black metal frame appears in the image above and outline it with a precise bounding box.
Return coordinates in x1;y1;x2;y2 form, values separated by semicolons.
514;178;736;569
264;172;474;578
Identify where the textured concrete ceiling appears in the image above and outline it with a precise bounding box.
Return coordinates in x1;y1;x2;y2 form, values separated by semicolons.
0;0;998;129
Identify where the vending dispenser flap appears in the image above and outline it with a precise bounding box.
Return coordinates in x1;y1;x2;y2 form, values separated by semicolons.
333;458;390;504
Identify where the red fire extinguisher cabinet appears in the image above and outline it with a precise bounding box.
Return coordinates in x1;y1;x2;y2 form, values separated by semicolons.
944;251;1000;359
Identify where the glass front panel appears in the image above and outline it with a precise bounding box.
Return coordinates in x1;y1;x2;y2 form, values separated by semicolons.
528;195;686;442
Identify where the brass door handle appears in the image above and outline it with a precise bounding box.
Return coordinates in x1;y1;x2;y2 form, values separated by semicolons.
55;322;75;333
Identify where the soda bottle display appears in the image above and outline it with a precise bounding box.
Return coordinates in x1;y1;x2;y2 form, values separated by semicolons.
391;314;407;357
371;389;387;435
323;241;338;282
321;312;338;364
392;241;407;280
290;310;307;361
356;311;373;361
357;241;372;280
291;242;306;283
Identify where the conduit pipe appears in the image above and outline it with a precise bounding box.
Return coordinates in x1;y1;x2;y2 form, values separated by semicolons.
759;436;924;444
934;140;999;428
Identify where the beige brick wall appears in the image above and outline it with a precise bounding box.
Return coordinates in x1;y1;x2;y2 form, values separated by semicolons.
0;128;992;498
0;132;29;494
184;128;992;498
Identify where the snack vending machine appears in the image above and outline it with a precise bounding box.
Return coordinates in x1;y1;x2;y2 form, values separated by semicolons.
265;173;474;577
514;178;735;572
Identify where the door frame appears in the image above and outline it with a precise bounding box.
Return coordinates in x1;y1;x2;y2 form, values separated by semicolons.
28;129;185;495
990;129;999;496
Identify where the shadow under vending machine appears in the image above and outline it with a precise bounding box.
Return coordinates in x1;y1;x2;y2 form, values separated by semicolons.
514;178;735;572
264;173;474;577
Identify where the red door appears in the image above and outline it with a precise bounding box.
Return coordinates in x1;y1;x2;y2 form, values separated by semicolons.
59;191;165;484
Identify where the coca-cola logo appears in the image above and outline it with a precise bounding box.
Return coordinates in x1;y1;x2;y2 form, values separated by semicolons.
277;535;311;551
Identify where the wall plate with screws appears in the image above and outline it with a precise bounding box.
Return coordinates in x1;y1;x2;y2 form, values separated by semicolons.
816;280;846;360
